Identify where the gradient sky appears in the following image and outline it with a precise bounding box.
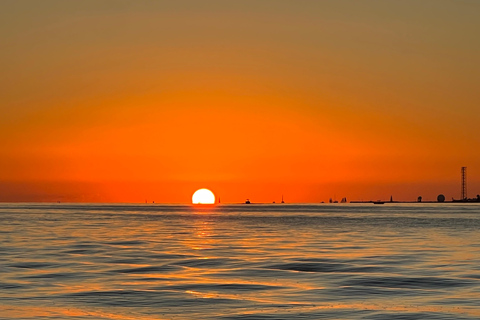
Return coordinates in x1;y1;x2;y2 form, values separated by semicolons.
1;0;479;203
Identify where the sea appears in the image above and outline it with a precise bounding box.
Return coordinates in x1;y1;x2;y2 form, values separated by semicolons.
1;203;480;320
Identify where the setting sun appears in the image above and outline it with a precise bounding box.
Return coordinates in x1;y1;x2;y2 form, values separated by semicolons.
192;189;215;204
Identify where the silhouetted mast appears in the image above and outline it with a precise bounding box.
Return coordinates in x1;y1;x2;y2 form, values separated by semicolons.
461;167;467;200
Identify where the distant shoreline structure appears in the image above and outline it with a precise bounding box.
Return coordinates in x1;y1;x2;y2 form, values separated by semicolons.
350;166;479;204
350;199;480;204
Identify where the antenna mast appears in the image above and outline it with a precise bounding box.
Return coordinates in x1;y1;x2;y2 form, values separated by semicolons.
461;166;467;200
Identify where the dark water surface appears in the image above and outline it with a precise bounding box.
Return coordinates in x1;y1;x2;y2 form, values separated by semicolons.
1;203;479;319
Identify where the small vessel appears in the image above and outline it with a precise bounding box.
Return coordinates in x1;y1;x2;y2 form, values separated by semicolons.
245;199;251;204
373;201;385;205
281;195;285;204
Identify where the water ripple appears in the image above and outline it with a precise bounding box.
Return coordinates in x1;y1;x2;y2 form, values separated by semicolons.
1;203;479;319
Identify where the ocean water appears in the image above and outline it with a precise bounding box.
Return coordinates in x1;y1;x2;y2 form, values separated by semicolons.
1;203;480;320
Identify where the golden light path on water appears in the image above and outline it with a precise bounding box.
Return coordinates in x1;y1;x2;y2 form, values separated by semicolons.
1;203;480;320
1;302;479;320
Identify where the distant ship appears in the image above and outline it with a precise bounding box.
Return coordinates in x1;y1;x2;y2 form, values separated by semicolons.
245;199;251;204
281;195;285;204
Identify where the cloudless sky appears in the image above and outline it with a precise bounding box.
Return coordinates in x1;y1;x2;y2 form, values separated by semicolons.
1;0;479;202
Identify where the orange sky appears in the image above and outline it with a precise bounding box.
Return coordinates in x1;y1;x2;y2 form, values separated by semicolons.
1;1;479;203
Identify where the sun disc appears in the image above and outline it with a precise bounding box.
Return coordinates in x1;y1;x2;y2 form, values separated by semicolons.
192;188;215;204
